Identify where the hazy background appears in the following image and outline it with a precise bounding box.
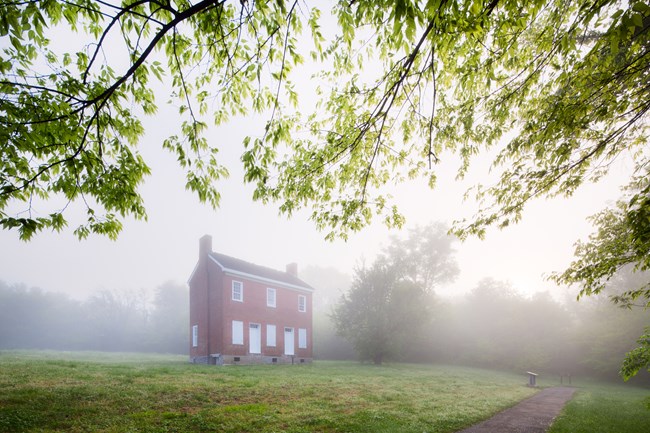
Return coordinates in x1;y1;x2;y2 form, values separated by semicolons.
0;103;633;302
0;11;646;385
0;12;635;303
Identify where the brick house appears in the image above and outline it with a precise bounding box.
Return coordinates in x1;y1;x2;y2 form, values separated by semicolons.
188;235;314;364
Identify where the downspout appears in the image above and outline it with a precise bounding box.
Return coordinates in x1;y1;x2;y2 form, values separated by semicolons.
206;253;211;363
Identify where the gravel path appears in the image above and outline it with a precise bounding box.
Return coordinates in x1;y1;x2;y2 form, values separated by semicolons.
455;387;576;433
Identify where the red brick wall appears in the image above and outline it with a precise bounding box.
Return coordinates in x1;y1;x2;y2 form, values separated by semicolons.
189;260;208;359
220;274;313;358
207;261;224;355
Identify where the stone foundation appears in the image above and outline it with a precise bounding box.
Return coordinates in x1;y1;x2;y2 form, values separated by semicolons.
189;354;312;365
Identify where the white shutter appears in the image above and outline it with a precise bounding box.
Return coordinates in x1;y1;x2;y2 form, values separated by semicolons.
232;320;244;345
192;325;198;347
298;328;307;349
266;324;276;347
267;288;276;307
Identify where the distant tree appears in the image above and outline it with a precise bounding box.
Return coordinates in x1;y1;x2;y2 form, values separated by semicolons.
558;267;650;380
300;265;355;360
385;222;459;293
0;281;86;350
82;289;149;351
147;281;188;354
553;175;650;379
454;279;573;371
331;259;431;365
331;223;458;364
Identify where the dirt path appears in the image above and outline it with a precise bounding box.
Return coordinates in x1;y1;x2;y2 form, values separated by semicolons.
455;387;576;433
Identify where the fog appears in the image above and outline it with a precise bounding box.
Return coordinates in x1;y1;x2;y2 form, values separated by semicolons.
0;4;646;384
0;115;643;381
0;280;188;354
0;13;635;303
2;230;648;385
310;266;648;384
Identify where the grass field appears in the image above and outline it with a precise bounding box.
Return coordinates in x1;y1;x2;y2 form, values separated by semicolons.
548;379;650;433
0;351;648;433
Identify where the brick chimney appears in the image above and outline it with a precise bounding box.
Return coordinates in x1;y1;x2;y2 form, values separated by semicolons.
199;234;212;261
286;262;298;277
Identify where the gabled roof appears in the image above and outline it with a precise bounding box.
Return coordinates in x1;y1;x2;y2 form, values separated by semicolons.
208;252;314;292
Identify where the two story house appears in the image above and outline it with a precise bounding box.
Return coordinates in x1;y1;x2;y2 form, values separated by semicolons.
188;235;313;364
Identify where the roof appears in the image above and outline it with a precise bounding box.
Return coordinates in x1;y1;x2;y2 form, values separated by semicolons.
208;252;314;292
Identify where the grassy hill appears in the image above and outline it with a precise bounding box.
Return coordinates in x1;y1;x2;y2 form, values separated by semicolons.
0;351;647;433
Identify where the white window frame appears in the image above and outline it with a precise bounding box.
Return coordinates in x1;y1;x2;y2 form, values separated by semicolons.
192;325;198;347
298;295;306;312
267;287;276;308
232;320;244;345
298;328;307;349
266;324;276;347
232;281;243;302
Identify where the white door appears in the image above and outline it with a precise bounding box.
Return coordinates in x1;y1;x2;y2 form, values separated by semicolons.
284;327;295;356
249;323;261;354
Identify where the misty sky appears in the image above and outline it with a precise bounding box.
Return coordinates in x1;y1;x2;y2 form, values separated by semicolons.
0;101;632;302
0;15;635;302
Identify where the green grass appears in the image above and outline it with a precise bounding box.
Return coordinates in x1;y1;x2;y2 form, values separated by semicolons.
0;350;537;433
0;351;647;433
548;379;650;433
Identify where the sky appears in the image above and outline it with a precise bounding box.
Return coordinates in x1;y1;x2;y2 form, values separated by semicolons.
0;99;631;302
0;8;635;303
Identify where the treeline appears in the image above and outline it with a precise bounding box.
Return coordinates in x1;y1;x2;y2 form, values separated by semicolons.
0;281;188;354
314;273;649;383
308;223;649;383
1;249;647;384
428;277;648;382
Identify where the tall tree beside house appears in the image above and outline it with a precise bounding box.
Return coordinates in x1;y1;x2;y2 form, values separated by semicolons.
332;261;429;365
331;223;458;364
385;222;460;293
2;0;648;374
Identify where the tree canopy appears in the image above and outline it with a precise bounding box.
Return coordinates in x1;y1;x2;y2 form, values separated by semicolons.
1;0;647;240
1;0;648;371
330;223;458;364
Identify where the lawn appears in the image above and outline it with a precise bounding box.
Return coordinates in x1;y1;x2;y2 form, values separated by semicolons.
0;351;647;433
548;379;650;433
0;351;536;433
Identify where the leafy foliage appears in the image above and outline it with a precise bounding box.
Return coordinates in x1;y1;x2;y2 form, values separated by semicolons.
330;224;458;364
1;0;311;239
331;260;432;364
553;173;650;379
1;0;648;242
1;0;648;374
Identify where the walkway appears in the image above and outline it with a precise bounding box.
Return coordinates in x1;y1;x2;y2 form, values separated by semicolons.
455;387;576;433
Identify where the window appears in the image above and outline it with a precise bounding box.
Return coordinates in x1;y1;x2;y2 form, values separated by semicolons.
298;328;307;349
192;325;198;347
266;324;276;347
267;288;276;308
232;320;244;345
298;295;306;312
232;281;243;302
